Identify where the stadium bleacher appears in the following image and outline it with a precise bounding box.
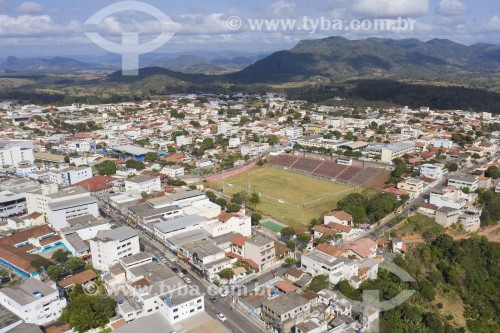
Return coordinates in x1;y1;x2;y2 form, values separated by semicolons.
268;154;384;186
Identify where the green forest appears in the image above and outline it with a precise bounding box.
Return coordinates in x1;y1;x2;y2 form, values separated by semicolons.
344;235;499;333
350;81;500;113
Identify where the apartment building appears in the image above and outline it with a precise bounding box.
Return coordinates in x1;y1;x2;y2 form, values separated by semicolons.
161;165;184;178
124;175;161;193
420;163;447;180
217;122;236;136
244;235;276;272
202;211;252;237
0;140;34;167
0;191;27;218
0;278;67;325
113;257;204;325
89;226;140;272
397;178;425;198
448;174;479;192
263;293;312;332
367;141;415;163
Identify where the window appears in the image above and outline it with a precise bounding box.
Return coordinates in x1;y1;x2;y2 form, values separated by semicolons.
174;315;178;320
173;308;178;312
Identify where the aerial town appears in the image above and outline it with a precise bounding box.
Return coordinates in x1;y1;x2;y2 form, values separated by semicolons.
0;94;498;333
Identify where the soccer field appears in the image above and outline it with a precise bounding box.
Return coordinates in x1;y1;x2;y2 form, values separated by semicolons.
209;167;361;227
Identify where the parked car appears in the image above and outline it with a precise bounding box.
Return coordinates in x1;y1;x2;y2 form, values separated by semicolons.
178;272;184;278
220;290;229;297
181;269;188;274
184;277;191;284
209;296;217;303
217;313;227;322
171;267;178;272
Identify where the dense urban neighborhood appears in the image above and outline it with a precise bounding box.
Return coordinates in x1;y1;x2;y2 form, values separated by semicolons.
0;95;498;333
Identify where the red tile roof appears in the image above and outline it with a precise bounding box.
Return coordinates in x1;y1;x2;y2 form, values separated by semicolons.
231;235;247;247
326;222;353;233
275;280;298;293
58;269;97;288
316;243;343;257
325;211;353;221
74;176;116;192
312;225;337;236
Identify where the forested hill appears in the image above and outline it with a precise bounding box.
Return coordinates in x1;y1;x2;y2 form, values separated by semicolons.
343;235;499;333
349;81;500;112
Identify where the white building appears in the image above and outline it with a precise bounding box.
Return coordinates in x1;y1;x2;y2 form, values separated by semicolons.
0;140;34;167
433;139;453;149
89;226;140;272
176;135;193;146
124;175;161;193
282;127;304;138
420;163;447;180
228;137;241;148
161;165;184;178
217;122;236;136
0;191;27;218
61;167;93;185
0;278;67;325
154;215;206;242
448;175;479;192
46;195;99;230
113;256;204;325
202;211;252;237
26;184;89;218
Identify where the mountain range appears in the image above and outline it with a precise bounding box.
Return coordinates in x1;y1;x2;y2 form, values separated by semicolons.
227;36;500;83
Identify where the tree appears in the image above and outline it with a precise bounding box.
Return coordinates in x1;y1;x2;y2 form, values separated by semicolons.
447;162;458;172
286;240;296;250
144;152;158;163
64;155;70;163
226;203;241;213
97;160;116;176
251;212;262;225
52;249;70;263
126;159;145;170
280;227;296;240
232;192;248;205
338;280;360;300
485;166;500;179
205;191;217;202
267;135;279;145
284;257;297;267
218;268;235;280
215;198;227;209
472;152;482;160
64;257;85;274
296;233;312;249
30;257;53;270
60;294;116;333
308;275;329;292
47;265;63;281
249;192;260;208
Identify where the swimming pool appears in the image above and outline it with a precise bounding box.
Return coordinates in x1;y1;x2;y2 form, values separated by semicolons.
41;242;70;253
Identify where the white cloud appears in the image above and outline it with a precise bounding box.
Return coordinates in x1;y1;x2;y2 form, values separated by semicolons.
479;16;500;33
353;0;429;17
437;0;467;16
0;15;80;37
16;2;43;14
268;0;297;16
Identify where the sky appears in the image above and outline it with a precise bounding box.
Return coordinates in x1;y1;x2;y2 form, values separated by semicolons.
1;0;500;58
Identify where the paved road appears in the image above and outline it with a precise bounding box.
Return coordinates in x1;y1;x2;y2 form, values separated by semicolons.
98;201;267;333
368;161;487;239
